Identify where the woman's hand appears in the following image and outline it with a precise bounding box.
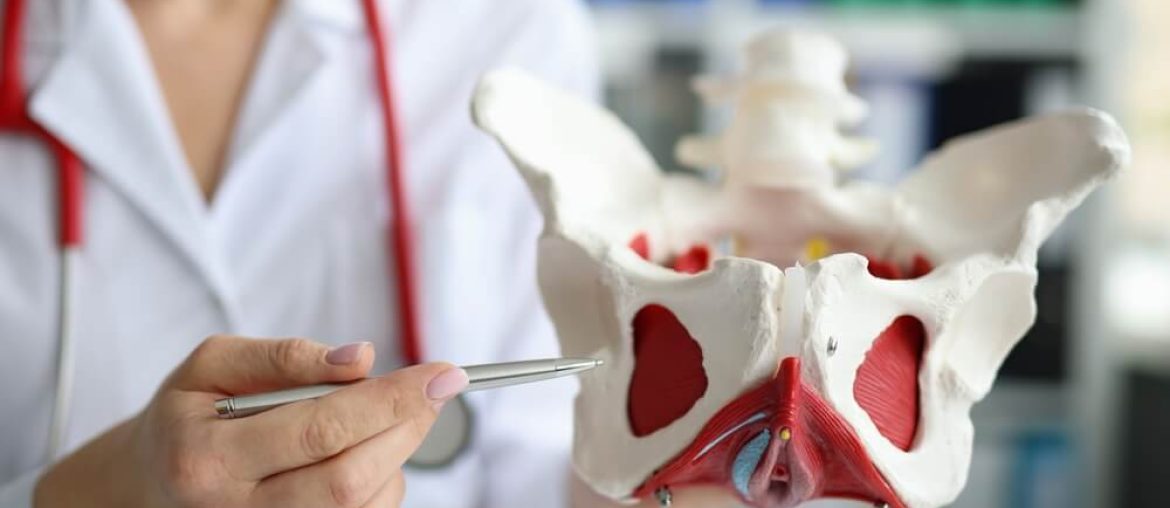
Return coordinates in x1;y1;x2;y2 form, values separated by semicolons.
34;335;468;508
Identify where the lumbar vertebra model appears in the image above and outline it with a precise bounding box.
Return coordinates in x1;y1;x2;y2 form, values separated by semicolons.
472;29;1129;508
676;30;875;187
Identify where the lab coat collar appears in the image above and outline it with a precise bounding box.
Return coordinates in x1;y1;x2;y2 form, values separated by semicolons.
208;0;369;171
222;4;327;175
26;0;219;299
22;0;346;326
24;0;363;321
290;0;366;33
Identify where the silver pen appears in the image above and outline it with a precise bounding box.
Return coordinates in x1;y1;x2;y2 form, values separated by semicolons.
214;357;602;419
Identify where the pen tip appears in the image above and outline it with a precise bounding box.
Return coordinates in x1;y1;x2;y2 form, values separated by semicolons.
557;357;604;372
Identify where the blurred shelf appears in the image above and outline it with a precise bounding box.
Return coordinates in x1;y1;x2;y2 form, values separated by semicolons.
591;2;1083;78
797;7;1077;54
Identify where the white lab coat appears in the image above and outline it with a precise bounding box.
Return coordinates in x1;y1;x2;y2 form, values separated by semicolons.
0;0;598;506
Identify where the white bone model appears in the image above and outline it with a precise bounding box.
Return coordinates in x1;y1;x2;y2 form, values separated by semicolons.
471;30;1129;508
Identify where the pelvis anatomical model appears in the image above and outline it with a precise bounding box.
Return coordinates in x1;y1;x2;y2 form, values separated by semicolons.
471;30;1129;508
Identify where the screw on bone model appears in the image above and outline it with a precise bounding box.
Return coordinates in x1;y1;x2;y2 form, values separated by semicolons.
654;486;673;507
827;336;838;356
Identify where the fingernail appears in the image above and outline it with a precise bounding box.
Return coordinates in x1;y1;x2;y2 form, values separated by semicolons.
325;342;370;365
426;367;469;401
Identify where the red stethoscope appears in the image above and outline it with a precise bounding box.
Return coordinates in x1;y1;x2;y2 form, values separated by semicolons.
0;0;470;467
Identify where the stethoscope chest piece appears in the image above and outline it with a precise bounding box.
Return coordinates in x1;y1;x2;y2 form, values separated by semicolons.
407;393;473;468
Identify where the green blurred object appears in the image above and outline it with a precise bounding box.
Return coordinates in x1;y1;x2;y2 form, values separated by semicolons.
829;0;1070;6
957;0;1065;6
828;0;884;6
957;0;1019;6
827;0;948;7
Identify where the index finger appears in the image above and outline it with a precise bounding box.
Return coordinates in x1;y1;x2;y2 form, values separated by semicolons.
171;336;375;394
219;363;467;479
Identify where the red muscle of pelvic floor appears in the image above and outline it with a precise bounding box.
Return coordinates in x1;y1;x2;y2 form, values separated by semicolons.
632;358;906;508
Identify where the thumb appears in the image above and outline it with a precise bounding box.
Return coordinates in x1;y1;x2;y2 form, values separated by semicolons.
171;335;375;394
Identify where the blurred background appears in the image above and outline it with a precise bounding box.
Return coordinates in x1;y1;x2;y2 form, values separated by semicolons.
578;0;1168;507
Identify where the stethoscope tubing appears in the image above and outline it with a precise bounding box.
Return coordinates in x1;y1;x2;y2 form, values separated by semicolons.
360;0;423;365
47;249;78;459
